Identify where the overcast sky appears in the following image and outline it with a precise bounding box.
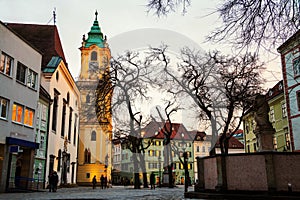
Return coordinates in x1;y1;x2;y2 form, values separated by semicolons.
0;0;283;130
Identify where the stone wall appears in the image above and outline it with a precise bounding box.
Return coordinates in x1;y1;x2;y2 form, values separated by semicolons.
197;152;300;192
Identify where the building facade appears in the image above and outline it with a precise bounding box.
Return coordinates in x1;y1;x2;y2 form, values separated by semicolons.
42;56;80;185
0;21;42;192
192;131;210;183
76;12;113;185
7;23;80;186
278;31;300;151
243;81;289;152
33;86;51;187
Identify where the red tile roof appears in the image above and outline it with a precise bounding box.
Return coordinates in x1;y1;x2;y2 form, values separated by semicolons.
266;80;284;100
142;121;192;140
6;23;66;69
215;136;244;149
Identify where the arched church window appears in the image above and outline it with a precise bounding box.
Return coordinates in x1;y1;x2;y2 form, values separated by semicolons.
86;94;90;103
91;51;97;61
84;148;91;163
91;131;96;141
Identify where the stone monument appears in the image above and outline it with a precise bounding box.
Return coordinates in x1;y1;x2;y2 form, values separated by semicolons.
252;94;275;151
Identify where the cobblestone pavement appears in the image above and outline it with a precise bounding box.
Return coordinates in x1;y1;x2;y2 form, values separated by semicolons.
0;185;196;200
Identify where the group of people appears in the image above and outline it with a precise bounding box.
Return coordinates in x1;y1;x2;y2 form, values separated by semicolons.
48;171;59;192
92;175;109;189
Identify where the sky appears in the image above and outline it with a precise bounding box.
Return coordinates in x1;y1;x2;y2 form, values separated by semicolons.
0;0;283;130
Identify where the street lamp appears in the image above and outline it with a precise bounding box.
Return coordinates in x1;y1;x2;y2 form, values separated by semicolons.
158;154;161;187
181;133;188;193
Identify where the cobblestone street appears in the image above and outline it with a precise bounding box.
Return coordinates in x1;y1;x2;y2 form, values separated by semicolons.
0;185;195;200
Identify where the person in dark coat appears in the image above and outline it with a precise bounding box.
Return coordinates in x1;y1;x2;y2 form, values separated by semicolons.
100;175;105;189
92;175;97;189
150;172;155;190
104;176;107;189
52;171;59;192
48;172;54;192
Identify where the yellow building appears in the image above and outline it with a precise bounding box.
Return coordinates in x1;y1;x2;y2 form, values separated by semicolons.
76;11;112;185
243;81;290;152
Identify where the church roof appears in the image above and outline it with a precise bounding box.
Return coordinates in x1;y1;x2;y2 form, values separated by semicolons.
85;11;104;48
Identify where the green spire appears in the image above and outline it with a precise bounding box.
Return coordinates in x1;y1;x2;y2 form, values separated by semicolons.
85;10;104;48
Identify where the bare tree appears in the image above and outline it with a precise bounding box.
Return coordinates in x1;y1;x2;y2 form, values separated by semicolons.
150;101;179;187
96;50;155;189
210;0;300;52
148;45;220;155
148;45;265;154
146;0;191;16
147;0;300;52
211;52;265;154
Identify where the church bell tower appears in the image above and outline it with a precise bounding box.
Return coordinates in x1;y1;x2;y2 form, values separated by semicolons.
76;11;112;185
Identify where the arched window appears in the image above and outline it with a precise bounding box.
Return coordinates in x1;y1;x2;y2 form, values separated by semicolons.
67;92;70;103
84;148;91;163
57;149;61;171
86;94;90;103
91;51;97;61
91;131;96;141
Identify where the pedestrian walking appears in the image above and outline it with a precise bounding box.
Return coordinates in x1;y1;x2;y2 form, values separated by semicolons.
150;172;155;190
92;175;97;189
48;171;54;192
100;175;105;189
52;171;59;192
104;176;107;189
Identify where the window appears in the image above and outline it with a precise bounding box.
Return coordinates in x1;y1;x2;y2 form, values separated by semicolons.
179;163;184;169
61;100;67;137
73;114;78;145
57;149;61;172
188;163;192;170
91;131;96;141
293;57;300;77
12;103;23;123
86;94;90;103
253;143;257;152
24;107;34;127
52;92;59;131
27;69;37;89
0;97;9;119
282;102;287;118
196;146;200;152
84;148;91;163
273;137;277;151
0;52;13;76
269;108;275;122
16;62;26;84
297;91;300;111
91;51;97;61
285;128;290;151
56;71;59;81
148;150;153;157
68;107;73;141
39;133;45;157
202;146;206;153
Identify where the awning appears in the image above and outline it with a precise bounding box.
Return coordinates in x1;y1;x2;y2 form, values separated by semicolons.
6;137;39;149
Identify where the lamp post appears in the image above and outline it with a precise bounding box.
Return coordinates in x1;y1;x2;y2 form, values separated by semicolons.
158;154;161;187
181;133;188;193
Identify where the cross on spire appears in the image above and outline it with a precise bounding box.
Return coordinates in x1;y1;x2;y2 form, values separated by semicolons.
95;10;98;20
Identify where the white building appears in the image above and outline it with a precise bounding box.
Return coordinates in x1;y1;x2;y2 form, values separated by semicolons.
0;21;42;192
7;23;80;186
41;56;80;185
